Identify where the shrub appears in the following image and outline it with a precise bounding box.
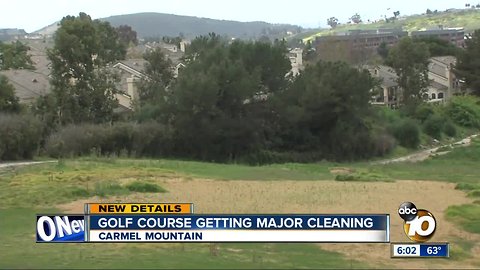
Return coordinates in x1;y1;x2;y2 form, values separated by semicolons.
44;124;108;158
372;132;396;156
326;119;377;161
334;171;393;182
423;114;445;139
414;104;435;123
0;114;44;160
445;96;480;128
391;119;421;149
132;121;173;157
455;182;480;191
376;106;402;124
125;181;166;193
443;121;457;137
45;122;174;158
93;181;128;197
468;190;480;198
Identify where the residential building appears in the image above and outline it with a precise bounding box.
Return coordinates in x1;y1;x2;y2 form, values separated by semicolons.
368;56;462;107
411;27;465;47
0;69;50;103
314;29;407;63
314;29;407;49
368;65;402;108
426;56;462;101
112;59;147;110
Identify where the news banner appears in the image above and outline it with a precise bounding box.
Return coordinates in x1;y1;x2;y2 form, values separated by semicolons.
36;202;449;258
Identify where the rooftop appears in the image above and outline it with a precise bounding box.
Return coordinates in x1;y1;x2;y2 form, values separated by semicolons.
0;69;49;103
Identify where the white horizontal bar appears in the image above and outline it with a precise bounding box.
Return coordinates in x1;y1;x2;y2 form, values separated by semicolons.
88;229;388;242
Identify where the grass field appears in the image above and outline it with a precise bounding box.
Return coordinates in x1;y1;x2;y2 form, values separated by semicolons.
1;138;480;269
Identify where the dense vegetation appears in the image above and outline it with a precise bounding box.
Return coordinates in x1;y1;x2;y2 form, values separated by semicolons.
1;12;480;164
0;40;34;70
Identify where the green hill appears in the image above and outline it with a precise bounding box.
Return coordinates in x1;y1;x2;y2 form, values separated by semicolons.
299;9;480;43
101;12;302;40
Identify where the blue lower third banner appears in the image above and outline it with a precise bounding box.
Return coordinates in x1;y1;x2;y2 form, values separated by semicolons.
36;215;85;242
88;214;390;243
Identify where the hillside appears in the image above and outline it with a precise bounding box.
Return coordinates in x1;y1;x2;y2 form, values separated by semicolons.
299;8;480;43
34;22;59;36
101;12;302;39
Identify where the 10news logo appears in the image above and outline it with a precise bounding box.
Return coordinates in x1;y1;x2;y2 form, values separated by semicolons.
398;202;436;242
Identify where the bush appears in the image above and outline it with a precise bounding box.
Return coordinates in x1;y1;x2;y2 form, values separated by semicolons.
125;181;166;193
372;132;396;156
445;96;480;128
132;121;173;157
414;104;435;123
444;121;457;137
44;122;173;158
44;124;108;158
0;114;44;160
391;119;421;149
456;182;480;191
423;114;445;139
334;171;393;182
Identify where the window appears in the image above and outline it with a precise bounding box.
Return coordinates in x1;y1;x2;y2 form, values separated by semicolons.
431;93;436;99
438;92;444;99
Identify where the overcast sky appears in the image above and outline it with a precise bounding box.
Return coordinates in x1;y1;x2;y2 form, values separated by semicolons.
0;0;469;32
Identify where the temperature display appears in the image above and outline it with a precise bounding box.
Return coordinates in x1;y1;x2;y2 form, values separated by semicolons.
391;243;449;258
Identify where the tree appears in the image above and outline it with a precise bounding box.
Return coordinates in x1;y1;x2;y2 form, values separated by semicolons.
273;61;377;159
456;30;480;95
167;41;265;161
150;35;291;161
414;36;460;57
387;37;430;110
137;48;174;106
0;75;20;112
303;40;316;62
426;9;433;14
393;11;400;18
0;41;34;70
327;17;339;28
46;12;126;125
350;13;362;24
116;25;138;46
377;42;389;60
162;36;182;46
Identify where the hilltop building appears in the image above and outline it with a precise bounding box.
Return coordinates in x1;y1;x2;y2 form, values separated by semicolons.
411;27;465;47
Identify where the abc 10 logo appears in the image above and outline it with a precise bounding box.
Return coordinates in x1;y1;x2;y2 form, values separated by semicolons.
398;202;436;242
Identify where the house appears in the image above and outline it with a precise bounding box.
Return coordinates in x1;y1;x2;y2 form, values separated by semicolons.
112;59;147;110
369;65;402;108
111;53;186;110
0;69;50;103
426;56;462;102
368;56;462;107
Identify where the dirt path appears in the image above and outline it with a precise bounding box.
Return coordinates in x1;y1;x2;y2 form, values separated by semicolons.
0;160;57;170
59;178;480;269
373;134;479;165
